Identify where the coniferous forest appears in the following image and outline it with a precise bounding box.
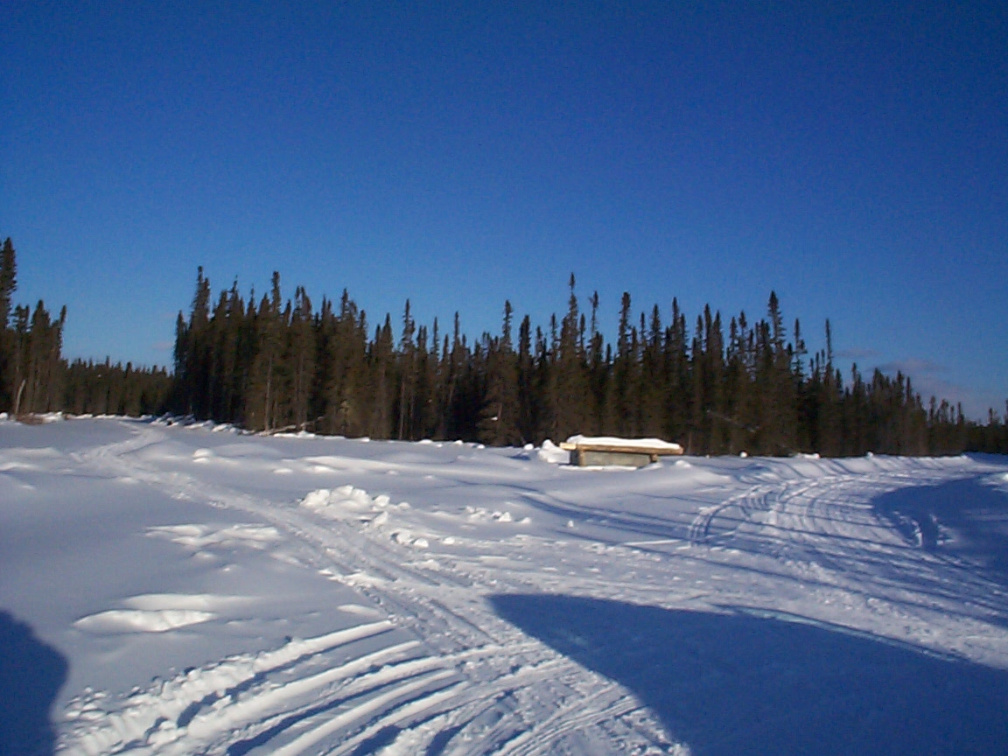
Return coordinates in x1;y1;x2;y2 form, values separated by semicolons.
0;238;171;418
1;237;1006;456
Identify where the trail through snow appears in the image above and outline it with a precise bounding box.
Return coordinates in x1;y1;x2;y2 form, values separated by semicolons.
1;417;1007;755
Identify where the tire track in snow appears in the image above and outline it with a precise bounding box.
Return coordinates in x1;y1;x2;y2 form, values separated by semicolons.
60;621;400;755
262;516;665;754
48;421;1008;754
60;421;677;754
687;483;774;547
234;659;459;755
274;520;676;751
686;462;1008;629
497;680;647;756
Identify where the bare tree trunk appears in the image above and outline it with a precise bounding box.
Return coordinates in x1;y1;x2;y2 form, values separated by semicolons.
14;378;25;416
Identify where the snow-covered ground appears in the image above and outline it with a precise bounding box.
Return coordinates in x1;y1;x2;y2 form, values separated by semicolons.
2;417;1008;755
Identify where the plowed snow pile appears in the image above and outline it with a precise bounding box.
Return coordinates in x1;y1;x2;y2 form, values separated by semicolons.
2;417;1007;754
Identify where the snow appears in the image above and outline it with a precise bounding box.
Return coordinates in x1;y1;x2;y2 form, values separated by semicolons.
564;435;685;452
2;417;1008;754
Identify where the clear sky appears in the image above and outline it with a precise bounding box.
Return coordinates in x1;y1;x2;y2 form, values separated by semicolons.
3;1;1006;418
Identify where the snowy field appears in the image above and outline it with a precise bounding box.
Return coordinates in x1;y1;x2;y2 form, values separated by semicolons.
2;417;1008;755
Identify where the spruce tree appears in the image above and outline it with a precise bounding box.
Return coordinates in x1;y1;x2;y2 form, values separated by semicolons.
613;292;635;436
663;298;690;445
286;286;316;431
397;300;417;439
759;291;797;454
637;304;666;438
0;238;15;329
478;301;520;445
368;315;395;439
0;238;17;409
244;273;286;432
554;275;590;438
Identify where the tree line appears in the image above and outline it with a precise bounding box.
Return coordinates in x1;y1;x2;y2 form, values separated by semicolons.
0;238;171;418
1;236;1005;456
168;266;1007;456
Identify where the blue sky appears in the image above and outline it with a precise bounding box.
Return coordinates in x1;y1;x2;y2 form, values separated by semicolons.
3;1;1006;418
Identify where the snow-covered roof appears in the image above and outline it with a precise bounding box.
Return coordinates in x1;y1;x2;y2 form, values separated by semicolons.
563;435;684;452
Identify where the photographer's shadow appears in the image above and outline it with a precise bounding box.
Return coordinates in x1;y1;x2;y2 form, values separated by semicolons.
0;610;68;756
491;594;1008;755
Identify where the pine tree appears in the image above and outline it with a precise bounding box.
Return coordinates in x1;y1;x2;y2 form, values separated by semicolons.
613;292;635;436
437;312;465;439
368;315;395;439
478;301;520;445
689;314;706;453
791;317;811;451
0;238;18;409
397;300;417;439
15;301;66;414
634;304;663;437
287;286;316;431
412;324;439;439
516;314;536;443
321;290;368;436
759;291;797;454
554;275;590;439
663;298;690;444
9;305;29;414
245;273;286;432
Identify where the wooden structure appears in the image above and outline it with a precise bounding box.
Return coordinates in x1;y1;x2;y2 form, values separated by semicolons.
559;436;684;468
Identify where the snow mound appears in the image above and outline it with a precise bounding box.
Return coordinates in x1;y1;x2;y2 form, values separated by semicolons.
392;530;429;549
464;505;528;525
300;485;396;521
75;609;215;633
148;523;282;551
73;594;252;633
538;439;570;464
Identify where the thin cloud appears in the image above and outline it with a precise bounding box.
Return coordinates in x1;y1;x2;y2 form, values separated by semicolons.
877;359;947;377
835;348;880;362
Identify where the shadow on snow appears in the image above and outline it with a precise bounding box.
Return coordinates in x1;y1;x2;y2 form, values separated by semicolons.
0;609;67;756
873;477;1008;583
490;594;1008;756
